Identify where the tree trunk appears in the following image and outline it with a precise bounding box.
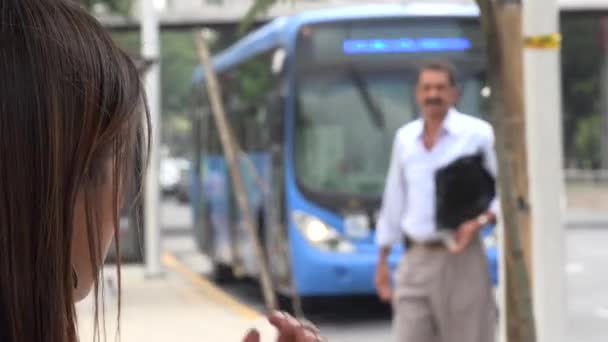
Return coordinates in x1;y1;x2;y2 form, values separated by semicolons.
476;1;537;341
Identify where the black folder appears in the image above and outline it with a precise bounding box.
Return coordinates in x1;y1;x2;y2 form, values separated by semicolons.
434;153;495;230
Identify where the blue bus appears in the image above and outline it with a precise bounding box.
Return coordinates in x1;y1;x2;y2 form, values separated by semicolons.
189;3;498;297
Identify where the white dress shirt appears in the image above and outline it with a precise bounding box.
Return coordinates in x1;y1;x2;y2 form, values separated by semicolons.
375;108;499;247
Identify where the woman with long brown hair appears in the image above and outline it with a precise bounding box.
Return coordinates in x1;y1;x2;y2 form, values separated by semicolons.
0;0;321;341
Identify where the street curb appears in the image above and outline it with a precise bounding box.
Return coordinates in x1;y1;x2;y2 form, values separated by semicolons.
162;252;263;321
565;221;608;229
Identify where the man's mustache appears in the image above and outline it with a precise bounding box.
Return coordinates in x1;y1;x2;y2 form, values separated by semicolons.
424;98;444;105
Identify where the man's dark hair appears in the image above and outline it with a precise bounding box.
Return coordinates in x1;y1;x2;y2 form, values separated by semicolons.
416;60;458;87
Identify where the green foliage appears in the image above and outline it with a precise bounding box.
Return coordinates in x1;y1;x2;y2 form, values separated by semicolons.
574;114;603;169
561;16;602;119
158;30;199;156
238;59;272;106
82;0;133;15
111;30;199;155
241;0;298;34
111;31;199;116
236;0;290;114
160;31;200;114
110;31;139;51
561;15;606;167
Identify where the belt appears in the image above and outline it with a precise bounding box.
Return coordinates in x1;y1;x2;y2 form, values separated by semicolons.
403;236;446;250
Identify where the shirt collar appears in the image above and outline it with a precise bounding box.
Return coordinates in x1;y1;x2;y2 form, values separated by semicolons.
417;107;460;138
442;108;460;135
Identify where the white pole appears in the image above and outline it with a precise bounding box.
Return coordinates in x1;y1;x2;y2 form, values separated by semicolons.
142;0;163;277
522;0;566;340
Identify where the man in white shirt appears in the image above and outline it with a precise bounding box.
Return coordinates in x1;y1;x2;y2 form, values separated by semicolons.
374;61;498;342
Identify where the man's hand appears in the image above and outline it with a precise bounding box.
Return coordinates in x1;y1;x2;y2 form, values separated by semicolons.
375;260;393;302
242;311;324;342
449;219;481;254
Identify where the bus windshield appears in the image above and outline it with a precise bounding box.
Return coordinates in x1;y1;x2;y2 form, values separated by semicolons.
293;18;487;201
294;70;487;198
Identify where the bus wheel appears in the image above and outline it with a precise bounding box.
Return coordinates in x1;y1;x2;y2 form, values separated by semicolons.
277;294;297;315
212;262;236;284
275;293;314;317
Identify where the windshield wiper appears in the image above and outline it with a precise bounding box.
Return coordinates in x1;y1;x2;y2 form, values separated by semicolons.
347;66;386;129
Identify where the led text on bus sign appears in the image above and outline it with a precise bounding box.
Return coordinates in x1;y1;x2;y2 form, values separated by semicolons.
343;38;472;54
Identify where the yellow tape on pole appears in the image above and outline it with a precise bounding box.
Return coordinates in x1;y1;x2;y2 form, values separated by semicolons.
524;33;562;49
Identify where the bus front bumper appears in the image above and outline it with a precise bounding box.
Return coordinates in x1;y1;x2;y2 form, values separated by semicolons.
291;240;403;296
290;238;498;296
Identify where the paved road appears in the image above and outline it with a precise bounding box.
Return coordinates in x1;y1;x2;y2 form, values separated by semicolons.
565;227;608;342
160;200;608;341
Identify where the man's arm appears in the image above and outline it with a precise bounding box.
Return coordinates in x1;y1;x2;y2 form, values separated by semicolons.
375;245;393;302
374;133;406;301
375;133;406;248
378;245;392;264
482;125;499;223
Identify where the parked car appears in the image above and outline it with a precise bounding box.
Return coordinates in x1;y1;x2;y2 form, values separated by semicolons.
160;157;191;202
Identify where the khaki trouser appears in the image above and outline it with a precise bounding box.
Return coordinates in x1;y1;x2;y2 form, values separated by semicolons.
392;237;497;342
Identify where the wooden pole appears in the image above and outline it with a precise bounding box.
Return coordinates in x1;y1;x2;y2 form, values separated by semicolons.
476;1;536;341
194;31;278;311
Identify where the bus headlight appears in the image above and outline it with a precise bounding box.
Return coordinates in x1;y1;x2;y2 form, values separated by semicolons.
293;211;339;243
304;216;337;243
292;211;355;253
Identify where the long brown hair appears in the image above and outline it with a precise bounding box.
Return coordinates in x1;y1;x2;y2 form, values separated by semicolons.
0;0;149;341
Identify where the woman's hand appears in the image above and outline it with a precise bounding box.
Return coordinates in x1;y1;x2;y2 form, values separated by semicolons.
242;311;324;342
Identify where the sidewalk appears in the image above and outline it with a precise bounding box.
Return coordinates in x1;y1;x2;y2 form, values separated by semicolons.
566;185;608;226
556;184;608;227
76;257;277;342
566;208;608;227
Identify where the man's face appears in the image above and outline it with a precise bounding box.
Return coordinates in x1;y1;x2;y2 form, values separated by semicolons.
415;69;458;119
